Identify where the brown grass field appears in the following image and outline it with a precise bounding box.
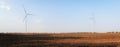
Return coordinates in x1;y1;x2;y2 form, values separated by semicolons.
1;33;120;47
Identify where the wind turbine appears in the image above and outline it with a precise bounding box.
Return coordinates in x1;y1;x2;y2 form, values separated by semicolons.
91;12;96;25
90;12;96;32
23;5;32;32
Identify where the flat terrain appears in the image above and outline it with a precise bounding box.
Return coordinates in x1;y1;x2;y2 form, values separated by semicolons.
0;33;120;47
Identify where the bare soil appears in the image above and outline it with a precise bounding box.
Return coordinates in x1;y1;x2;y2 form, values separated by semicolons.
0;33;120;47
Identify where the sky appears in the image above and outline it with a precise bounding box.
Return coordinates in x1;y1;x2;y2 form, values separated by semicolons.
0;0;120;33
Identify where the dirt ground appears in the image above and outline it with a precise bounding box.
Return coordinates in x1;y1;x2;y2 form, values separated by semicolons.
0;33;120;47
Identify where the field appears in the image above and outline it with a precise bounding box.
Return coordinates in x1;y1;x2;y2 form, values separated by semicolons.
0;33;120;47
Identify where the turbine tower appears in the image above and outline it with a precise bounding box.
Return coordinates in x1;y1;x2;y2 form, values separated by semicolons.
23;5;32;32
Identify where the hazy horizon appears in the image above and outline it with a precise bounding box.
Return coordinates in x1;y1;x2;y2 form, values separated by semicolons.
0;0;120;33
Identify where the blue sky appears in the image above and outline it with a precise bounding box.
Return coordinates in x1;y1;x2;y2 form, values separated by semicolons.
0;0;120;33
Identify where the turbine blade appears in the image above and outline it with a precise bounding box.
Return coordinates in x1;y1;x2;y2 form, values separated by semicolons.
23;5;27;15
23;15;27;22
27;13;33;15
22;5;28;22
